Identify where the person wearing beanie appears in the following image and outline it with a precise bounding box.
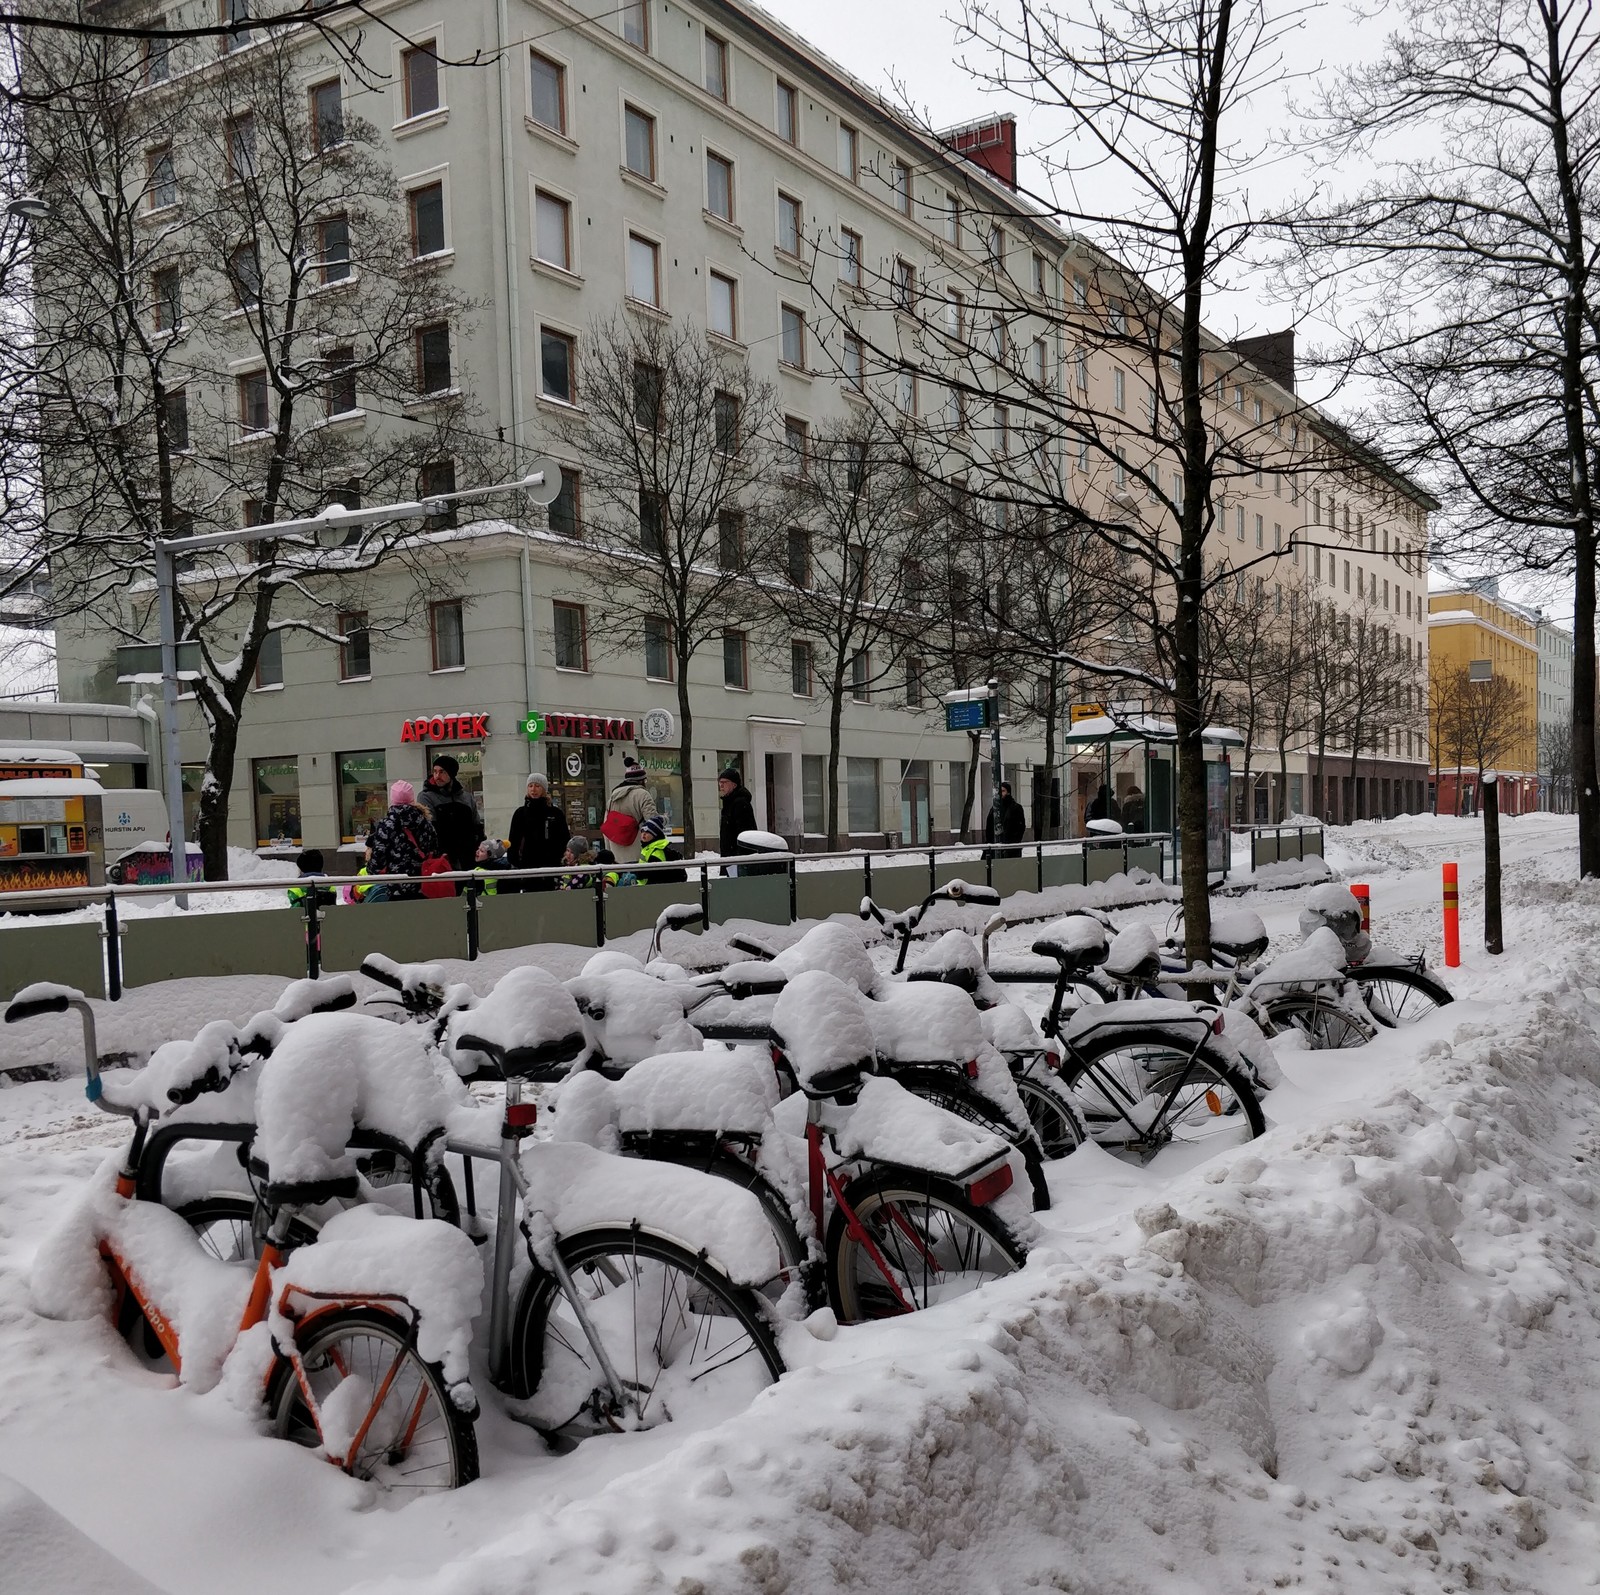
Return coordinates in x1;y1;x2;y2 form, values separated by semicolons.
419;754;485;877
363;780;439;901
506;772;569;893
599;754;658;865
636;813;687;884
717;765;757;870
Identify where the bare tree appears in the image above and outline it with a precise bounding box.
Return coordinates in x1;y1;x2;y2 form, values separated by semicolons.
1291;0;1600;871
22;25;489;875
1540;714;1574;812
548;317;777;851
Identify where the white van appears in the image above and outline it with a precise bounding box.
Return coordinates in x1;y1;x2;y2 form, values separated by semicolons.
101;790;175;860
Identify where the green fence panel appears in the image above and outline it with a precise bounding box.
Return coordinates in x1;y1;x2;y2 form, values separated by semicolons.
1302;830;1325;859
1086;848;1125;884
1127;845;1163;877
933;860;984;892
122;907;307;989
478;891;599;955
795;868;864;921
868;864;928;913
992;858;1037;898
602;880;702;941
0;920;106;1001
1252;834;1278;869
709;873;790;927
319;896;469;972
1041;852;1087;888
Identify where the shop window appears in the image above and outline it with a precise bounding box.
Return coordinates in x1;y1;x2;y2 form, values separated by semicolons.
847;756;880;833
181;762;206;839
430;598;464;670
338;749;387;841
639;748;682;831
253;757;302;846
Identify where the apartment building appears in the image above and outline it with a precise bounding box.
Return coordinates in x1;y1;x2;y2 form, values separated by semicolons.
43;0;1433;852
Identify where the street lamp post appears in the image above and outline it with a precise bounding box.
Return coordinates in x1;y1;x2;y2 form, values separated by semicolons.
151;465;561;905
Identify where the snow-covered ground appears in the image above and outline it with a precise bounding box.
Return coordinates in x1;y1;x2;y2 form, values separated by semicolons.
2;811;1597;1593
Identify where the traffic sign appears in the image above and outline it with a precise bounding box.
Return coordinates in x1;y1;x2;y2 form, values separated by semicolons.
115;641;201;682
945;697;994;731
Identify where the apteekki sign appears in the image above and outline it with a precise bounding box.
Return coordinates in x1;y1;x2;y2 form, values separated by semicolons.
523;712;635;742
400;713;490;743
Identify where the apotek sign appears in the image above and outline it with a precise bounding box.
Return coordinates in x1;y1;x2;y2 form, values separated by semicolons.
400;713;490;744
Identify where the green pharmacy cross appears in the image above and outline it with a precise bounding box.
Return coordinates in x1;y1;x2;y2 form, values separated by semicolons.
519;712;545;741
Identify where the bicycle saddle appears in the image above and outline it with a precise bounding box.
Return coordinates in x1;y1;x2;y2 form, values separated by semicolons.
1030;916;1110;967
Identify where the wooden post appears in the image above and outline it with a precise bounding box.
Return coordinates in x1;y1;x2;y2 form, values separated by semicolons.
1482;774;1503;955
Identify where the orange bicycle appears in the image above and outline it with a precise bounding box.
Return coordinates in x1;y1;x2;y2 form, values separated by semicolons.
9;986;479;1492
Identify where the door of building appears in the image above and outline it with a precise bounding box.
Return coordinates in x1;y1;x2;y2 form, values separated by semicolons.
548;742;607;838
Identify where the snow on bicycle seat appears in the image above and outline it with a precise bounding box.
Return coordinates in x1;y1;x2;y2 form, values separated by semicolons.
905;930;992;999
714;961;788;997
1103;925;1162;982
563;969;702;1068
1030;915;1110;967
771;969;875;1098
1209;908;1269;964
251;1013;459;1195
866;982;986;1064
1062;997;1216;1042
835;1075;1018;1189
1248;927;1349;994
610;1048;779;1139
446;966;585;1080
773;921;878;994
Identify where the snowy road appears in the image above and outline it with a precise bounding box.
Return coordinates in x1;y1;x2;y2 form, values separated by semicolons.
1;812;1597;1594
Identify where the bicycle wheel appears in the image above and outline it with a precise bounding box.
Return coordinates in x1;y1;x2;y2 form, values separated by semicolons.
1347;965;1453;1026
1262;992;1377;1049
266;1306;478;1492
826;1167;1027;1323
1011;1069;1089;1160
509;1227;785;1441
175;1194;319;1263
884;1063;1051;1210
1060;1026;1265;1159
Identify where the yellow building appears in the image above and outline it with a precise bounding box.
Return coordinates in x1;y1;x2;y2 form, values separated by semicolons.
1427;588;1539;813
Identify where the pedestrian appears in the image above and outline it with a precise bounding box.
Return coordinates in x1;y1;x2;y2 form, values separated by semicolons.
417;755;484;880
472;838;507;894
558;834;595;891
364;781;440;901
506;772;570;892
286;848;337;908
1121;785;1146;834
986;781;1027;860
599;756;658;865
1087;784;1122;825
717;766;757;875
636;814;688;883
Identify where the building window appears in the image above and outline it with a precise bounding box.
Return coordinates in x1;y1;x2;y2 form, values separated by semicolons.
530;51;565;132
310;80;344;151
535;190;571;270
706;151;734;221
779;305;805;369
1113;366;1126;410
891;159;911;213
228;241;261;309
324;345;357;415
714;389;740;454
850;651;871;703
540;327;575;402
791;639;813;696
416;461;457;532
338;610;370;679
723;627;748;689
403;42;441;118
838;122;858;180
708;270;737;339
163;388;189;451
553;600;588;670
777;191;802;256
644;615;673;679
624;105;656;180
639;489;665;552
337;750;386;841
626;233;660;306
1031;252;1046;296
148;144;176;210
775;79;797;143
945;193;963;246
986;221;1004;266
784;416;809;475
430;599;465;670
220;0;250;52
717;509;744;569
704;30;727;98
409;182;446;257
892;256;915;311
144;28;170;83
897;366;917;415
548;468;580;537
842;332;863;389
152;267;182;332
847;757;880;832
415;322;451;393
905;657;925;707
1255;513;1264;548
317;214;350;283
839;227;861;286
622;0;648;51
633;361;663;430
787;526;811;587
238;370;269;433
253;758;301;848
255;628;282;688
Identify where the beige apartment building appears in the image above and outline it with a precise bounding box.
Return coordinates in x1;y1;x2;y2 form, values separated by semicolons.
46;0;1432;853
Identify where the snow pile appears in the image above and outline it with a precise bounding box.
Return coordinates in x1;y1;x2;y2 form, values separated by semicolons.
774;921;878;993
0;1474;166;1595
864;982;986;1063
563;969;701;1067
609;1048;778;1138
1209;907;1267;951
445;965;583;1064
1249;925;1350;993
770;969;874;1091
1030;913;1109;961
1246;854;1334;889
1103;922;1160;978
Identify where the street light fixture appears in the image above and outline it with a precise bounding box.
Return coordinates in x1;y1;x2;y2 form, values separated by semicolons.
150;460;562;904
5;196;53;223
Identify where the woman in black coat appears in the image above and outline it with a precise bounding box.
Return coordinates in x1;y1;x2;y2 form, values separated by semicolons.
506;773;571;892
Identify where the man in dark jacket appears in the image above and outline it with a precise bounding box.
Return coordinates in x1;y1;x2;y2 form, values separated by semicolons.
418;755;484;876
505;772;569;892
717;766;757;873
986;780;1027;859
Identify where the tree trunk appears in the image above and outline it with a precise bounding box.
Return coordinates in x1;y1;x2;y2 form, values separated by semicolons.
1574;523;1600;874
676;667;697;853
196;708;242;881
959;731;980;835
1482;775;1503;953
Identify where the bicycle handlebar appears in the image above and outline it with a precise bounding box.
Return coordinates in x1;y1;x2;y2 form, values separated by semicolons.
4;993;70;1023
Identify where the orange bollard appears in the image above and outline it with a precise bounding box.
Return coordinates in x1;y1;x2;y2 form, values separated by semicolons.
1442;862;1460;967
1351;882;1370;933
